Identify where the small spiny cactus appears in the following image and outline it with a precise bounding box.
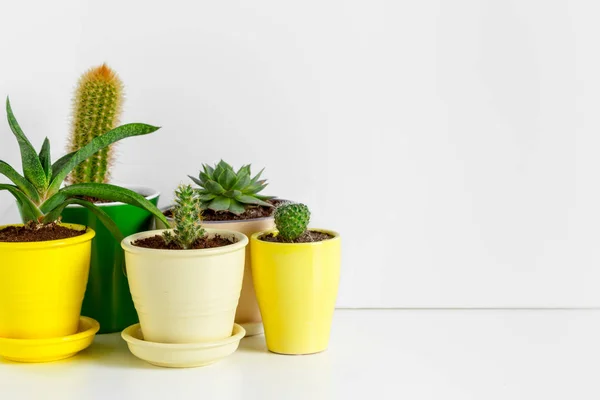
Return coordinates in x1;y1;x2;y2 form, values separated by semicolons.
163;184;206;249
66;63;124;184
274;203;311;241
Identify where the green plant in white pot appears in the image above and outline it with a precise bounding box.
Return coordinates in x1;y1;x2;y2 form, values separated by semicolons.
121;184;248;345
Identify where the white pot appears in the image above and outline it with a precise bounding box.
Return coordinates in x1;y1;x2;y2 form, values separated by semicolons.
121;228;248;344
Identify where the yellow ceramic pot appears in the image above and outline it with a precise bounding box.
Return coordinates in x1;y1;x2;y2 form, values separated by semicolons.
250;229;341;355
0;223;95;340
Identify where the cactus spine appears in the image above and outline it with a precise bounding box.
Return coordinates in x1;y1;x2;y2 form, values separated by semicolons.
163;184;206;249
274;202;311;241
66;63;124;184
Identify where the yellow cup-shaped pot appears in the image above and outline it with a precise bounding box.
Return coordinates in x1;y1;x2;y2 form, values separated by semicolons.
250;229;341;354
121;229;248;344
0;224;95;339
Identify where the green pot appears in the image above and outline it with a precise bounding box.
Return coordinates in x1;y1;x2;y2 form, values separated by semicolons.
60;186;160;334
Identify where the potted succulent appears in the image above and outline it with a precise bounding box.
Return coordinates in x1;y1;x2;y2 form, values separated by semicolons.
156;160;284;336
59;63;163;334
0;97;167;343
121;184;248;344
250;202;341;355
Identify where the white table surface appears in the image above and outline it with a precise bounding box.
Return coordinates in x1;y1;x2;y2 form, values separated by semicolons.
1;309;599;400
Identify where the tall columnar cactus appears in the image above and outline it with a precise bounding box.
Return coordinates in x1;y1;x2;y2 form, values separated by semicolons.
66;63;124;184
163;184;206;249
274;203;311;241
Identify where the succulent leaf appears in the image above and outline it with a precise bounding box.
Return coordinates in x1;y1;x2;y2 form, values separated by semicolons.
274;203;311;241
229;199;246;214
234;194;271;206
38;138;52;181
204;180;225;194
187;175;203;187
6;97;48;194
208;196;231;211
41;182;169;228
42;198;124;242
0;184;43;221
0;160;40;202
197;192;217;201
48;122;160;195
203;164;214;175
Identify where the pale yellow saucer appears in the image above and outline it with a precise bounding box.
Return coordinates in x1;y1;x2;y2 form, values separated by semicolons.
121;323;246;368
0;316;100;363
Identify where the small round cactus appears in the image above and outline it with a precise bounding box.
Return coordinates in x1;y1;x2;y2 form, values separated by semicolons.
163;184;206;249
274;203;310;241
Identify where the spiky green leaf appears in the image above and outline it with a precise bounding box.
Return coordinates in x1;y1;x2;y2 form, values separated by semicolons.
188;175;203;187
0;160;40;202
236;164;251;175
219;169;237;188
243;181;268;194
6;97;47;193
202;164;214;176
198;192;217;201
229;199;246;215
204;180;225;195
41;182;169;227
0;184;43;222
213;163;227;184
48;123;160;195
50;151;76;180
38;137;51;181
232;170;251;190
234;194;272;207
199;171;212;184
208;196;231;211
44;198;124;242
249;167;265;184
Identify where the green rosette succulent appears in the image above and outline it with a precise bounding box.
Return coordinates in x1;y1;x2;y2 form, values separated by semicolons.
188;160;275;215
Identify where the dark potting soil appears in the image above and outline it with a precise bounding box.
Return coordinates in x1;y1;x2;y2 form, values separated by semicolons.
260;230;334;244
0;222;86;242
132;234;237;250
163;199;285;222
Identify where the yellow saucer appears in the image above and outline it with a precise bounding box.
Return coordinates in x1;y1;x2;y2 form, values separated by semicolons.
0;316;100;363
121;323;245;368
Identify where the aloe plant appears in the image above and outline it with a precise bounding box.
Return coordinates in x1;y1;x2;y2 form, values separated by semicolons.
0;97;168;241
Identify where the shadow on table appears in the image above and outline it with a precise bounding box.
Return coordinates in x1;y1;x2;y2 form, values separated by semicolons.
73;333;159;369
238;333;269;353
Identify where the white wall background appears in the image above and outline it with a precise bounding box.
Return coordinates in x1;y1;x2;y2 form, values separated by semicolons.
1;0;599;308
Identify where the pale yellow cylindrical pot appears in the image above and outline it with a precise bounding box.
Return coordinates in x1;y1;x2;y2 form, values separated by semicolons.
0;223;95;340
250;229;341;355
156;210;274;336
121;228;248;344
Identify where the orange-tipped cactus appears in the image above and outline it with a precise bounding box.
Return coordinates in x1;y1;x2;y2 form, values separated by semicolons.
66;63;124;184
